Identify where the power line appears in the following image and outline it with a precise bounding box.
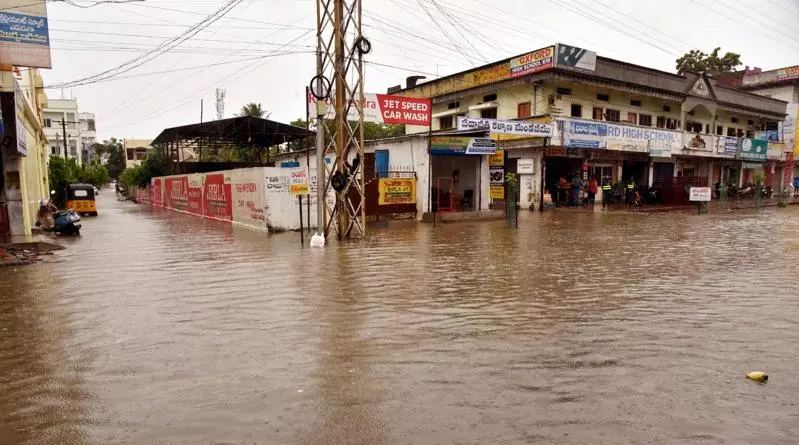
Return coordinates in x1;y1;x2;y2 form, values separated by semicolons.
690;0;799;52
413;0;479;66
50;0;245;88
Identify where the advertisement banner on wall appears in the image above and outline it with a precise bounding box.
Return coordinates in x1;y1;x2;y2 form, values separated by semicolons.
457;116;553;137
509;46;555;78
203;173;232;221
0;1;51;68
555;44;597;72
563;119;607;149
605;124;681;155
307;91;431;126
232;170;265;226
682;134;714;152
378;178;416;205
776;66;799;81
489;150;504;167
738;138;768;162
717;136;740;156
165;175;202;215
151;178;163;208
430;136;496;155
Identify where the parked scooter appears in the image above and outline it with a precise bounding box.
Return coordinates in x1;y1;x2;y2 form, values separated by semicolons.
761;186;774;199
36;198;82;236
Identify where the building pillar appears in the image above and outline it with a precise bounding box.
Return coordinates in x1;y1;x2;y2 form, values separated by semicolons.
648;162;654;187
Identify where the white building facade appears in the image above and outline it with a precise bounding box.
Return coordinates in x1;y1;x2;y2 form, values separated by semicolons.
79;112;96;163
43;98;82;164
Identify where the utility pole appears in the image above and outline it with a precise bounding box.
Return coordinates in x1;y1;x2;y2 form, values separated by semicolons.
313;0;368;240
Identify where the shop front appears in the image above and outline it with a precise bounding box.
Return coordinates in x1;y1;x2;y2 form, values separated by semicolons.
429;135;494;212
738;137;768;185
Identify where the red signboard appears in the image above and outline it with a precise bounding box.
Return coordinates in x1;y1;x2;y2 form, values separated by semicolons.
202;173;232;221
375;94;431;126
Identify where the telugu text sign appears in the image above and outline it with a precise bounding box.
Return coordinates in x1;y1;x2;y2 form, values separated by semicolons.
307;92;431;126
378;178;416;205
0;1;51;68
430;136;496;155
457;116;553;137
689;187;711;202
738;138;768;162
509;46;555;78
562;119;607;149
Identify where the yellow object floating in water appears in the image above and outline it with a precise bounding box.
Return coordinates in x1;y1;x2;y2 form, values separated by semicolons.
746;371;768;382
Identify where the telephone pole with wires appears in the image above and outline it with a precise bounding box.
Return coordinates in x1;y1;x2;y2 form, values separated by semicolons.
311;0;370;241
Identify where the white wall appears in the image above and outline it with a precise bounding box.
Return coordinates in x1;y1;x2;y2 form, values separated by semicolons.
750;84;797;151
509;148;543;210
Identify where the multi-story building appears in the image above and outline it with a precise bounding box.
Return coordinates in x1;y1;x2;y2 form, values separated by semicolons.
124;138;154;169
389;44;788;212
1;67;51;238
735;65;798;184
43;98;82;164
79;112;97;163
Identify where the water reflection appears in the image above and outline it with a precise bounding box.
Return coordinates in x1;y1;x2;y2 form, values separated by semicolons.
1;195;798;444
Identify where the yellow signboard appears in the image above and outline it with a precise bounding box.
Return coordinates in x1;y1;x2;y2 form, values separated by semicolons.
378;178;416;205
489;150;504;167
490;184;504;200
290;184;309;195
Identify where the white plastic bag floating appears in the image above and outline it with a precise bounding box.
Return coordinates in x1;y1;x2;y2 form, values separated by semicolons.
310;232;325;248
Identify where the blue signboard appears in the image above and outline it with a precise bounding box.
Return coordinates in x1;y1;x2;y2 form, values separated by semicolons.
564;120;607;149
280;161;300;168
0;11;50;46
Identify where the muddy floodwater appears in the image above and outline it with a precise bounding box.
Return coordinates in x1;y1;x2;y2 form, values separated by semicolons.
2;194;799;445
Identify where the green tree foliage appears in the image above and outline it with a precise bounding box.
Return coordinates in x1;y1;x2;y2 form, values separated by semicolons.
92;138;126;179
676;48;742;75
118;148;171;191
238;102;269;118
286;118;404;151
47;156;109;207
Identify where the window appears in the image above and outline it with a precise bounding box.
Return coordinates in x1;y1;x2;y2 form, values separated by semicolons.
605;109;620;122
716;126;723;135
626;112;637;124
685;121;702;133
596;93;610;102
630;99;642;107
666;119;679;130
730;117;739;123
639;114;652;127
51;146;58;155
480;108;497;119
571;103;582;118
87;119;96;131
593;107;603;120
127;149;135;160
662;105;671;112
656;116;666;128
482;93;497;102
74;190;89;198
746;130;754;138
747;120;754;126
727;127;737;136
44;118;52;128
556;87;572;96
589;166;613;185
736;128;744;137
517;102;531;118
705;124;711;134
447;101;460;109
439;115;453;129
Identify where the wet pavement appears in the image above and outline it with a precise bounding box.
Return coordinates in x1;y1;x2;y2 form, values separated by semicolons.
2;191;799;444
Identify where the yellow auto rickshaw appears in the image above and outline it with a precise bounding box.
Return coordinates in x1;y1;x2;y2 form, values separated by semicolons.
66;183;98;216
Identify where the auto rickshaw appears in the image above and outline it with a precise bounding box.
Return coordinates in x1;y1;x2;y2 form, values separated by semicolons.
66;183;98;216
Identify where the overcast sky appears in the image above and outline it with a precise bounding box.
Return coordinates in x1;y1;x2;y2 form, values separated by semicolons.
39;0;799;140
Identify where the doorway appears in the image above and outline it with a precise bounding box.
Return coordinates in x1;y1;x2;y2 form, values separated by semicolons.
431;155;480;211
544;157;583;207
623;160;647;186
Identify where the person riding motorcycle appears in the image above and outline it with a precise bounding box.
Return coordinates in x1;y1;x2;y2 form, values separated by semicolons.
37;199;57;230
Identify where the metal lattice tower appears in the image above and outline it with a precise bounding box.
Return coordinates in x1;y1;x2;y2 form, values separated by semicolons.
313;0;366;240
215;88;226;121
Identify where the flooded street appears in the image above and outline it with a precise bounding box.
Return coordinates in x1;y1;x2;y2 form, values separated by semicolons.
2;193;799;445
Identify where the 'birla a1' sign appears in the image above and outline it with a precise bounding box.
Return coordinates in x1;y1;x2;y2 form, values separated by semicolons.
375;94;431;126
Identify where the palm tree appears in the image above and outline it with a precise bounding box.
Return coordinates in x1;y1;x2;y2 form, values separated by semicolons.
237;102;271;118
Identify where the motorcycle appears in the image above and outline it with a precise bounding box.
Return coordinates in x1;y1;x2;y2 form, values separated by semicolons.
645;187;660;205
761;186;774;199
36;199;82;236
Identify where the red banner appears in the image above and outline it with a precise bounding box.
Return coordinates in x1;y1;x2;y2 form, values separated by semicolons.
202;173;232;221
151;178;163;208
375;94;431;126
165;176;189;212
